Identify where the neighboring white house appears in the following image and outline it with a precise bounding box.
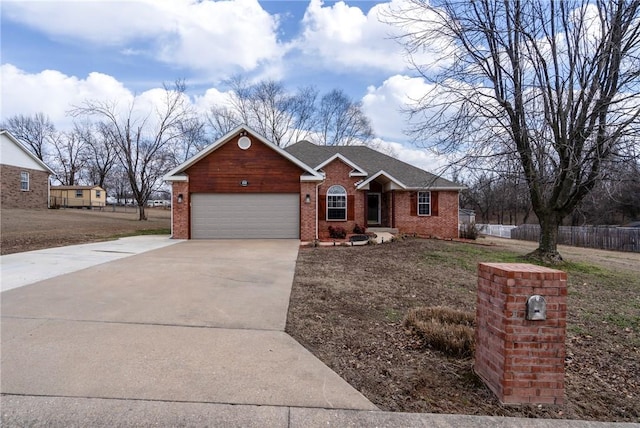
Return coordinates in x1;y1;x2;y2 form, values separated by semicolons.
0;130;55;209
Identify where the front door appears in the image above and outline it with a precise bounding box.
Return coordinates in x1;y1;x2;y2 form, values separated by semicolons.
367;193;381;225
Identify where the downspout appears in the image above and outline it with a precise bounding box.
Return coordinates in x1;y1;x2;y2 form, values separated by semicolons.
315;180;324;240
457;191;461;238
169;185;174;238
391;190;396;228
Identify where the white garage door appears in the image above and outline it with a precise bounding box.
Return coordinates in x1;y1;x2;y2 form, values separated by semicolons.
191;193;299;239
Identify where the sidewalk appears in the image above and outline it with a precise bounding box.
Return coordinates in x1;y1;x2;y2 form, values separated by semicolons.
2;396;637;427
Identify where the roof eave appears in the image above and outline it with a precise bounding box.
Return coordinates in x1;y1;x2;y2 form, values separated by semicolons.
1;130;56;175
406;186;467;191
164;173;189;182
356;170;407;190
301;175;324;182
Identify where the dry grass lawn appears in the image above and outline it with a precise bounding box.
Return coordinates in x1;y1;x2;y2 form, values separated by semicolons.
0;207;171;255
286;236;640;422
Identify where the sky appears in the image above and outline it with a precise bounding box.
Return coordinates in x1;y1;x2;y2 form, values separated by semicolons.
0;0;445;173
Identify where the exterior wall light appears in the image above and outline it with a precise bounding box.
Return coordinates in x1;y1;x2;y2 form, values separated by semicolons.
304;194;311;204
241;180;249;187
177;194;183;204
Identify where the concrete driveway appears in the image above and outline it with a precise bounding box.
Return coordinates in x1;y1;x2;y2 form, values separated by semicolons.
1;240;375;411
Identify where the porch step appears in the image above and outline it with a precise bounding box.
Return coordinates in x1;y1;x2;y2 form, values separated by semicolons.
367;227;399;234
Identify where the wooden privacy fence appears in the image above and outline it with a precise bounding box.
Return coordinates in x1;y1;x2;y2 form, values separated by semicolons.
511;224;640;253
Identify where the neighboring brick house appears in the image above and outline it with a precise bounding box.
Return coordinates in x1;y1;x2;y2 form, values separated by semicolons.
0;129;55;209
164;125;465;241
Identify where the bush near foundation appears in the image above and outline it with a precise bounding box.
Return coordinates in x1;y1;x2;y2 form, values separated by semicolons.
328;225;347;239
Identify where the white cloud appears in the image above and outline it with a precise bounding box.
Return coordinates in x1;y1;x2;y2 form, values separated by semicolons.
193;87;236;114
361;74;434;141
2;0;282;74
297;0;408;72
0;64;133;129
295;0;450;74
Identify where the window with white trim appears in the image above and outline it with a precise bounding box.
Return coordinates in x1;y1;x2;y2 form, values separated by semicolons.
76;189;83;198
20;171;29;191
327;185;347;221
418;191;431;216
96;190;101;198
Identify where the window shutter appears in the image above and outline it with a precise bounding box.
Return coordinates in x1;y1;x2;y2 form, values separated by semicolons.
431;191;439;216
319;195;326;221
410;192;417;216
347;195;355;221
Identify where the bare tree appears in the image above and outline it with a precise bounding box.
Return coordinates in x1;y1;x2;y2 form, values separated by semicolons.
71;81;194;220
317;89;374;146
574;156;640;224
1;112;55;160
387;0;640;262
206;105;242;140
205;76;375;147
207;76;319;146
50;125;87;186
289;85;319;143
79;121;119;189
103;163;133;205
169;116;208;165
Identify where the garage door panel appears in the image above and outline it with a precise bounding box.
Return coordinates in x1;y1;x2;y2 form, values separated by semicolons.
191;194;299;239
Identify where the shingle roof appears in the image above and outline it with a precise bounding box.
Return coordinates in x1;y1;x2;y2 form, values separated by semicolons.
51;185;104;190
285;140;464;190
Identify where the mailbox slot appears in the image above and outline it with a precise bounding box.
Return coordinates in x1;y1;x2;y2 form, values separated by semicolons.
526;295;547;320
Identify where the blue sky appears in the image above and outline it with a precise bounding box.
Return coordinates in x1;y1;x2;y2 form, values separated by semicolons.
0;0;444;171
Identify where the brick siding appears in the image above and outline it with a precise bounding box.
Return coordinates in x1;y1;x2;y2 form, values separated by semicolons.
300;182;317;241
0;164;50;209
171;181;190;239
317;159;365;239
393;190;459;239
475;263;567;405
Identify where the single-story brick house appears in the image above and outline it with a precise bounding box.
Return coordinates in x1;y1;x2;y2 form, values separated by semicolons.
50;185;106;208
164;125;465;241
0;129;55;209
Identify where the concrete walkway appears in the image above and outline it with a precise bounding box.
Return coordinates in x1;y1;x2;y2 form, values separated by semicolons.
1;236;181;292
1;237;637;427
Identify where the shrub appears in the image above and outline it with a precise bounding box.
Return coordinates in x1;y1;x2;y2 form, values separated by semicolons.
353;223;366;234
403;306;475;358
459;222;480;240
328;225;347;239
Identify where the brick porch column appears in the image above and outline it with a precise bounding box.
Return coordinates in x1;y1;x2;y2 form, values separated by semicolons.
475;263;567;405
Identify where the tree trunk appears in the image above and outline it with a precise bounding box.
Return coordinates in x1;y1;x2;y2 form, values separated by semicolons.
527;213;563;264
138;204;147;221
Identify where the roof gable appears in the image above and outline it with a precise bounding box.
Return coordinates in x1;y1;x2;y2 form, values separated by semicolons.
315;153;367;177
0;130;55;174
356;170;407;190
285;141;464;190
164;125;322;182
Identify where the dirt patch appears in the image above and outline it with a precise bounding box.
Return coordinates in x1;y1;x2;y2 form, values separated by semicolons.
286;237;639;422
1;207;171;255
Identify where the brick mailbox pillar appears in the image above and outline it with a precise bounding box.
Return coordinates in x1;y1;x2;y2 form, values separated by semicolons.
475;263;567;405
